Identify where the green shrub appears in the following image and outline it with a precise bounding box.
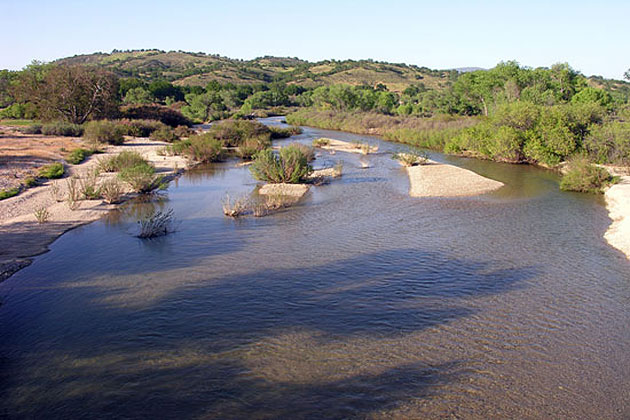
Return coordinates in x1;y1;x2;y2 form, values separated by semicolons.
393;150;428;166
83;120;125;145
288;142;315;162
560;156;615;193
118;162;163;193
41;121;84;137
0;188;19;200
149;126;179;142
173;125;194;138
207;119;271;147
19;124;42;134
170;134;223;162
99;151;148;172
584;121;630;165
38;162;64;179
269;125;303;139
249;145;313;184
67;148;92;165
116;119;167;137
236;135;272;160
24;176;38;187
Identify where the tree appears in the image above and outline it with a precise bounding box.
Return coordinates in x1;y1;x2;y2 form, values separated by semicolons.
625;69;630;81
14;64;119;123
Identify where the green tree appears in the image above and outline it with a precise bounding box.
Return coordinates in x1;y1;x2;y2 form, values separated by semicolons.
123;87;155;104
13;64;119;124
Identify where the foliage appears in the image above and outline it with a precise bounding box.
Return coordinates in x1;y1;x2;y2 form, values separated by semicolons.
584;121;630;165
169;134;224;162
65;176;81;210
149;125;179;142
560;156;615;193
137;209;175;238
38;162;64;179
83;120;125;145
207;119;271;147
123;87;155;105
99;178;125;204
120;105;192;127
24;176;38;187
249;145;313;184
12;64;119;124
393;150;429;166
222;194;249;217
79;169;101;199
312;138;330;147
19;123;42;134
41;121;84;137
115;118;167;137
118;162;163;193
268;125;303;138
0;188;19;200
99;151;149;172
33;206;50;224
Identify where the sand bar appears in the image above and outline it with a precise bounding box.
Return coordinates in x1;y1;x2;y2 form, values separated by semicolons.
0;139;189;281
315;138;378;154
604;175;630;260
406;160;504;197
259;183;309;198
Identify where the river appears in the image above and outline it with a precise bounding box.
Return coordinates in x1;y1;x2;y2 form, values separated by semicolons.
1;118;628;418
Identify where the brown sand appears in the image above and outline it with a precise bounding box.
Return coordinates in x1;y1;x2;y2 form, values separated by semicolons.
0;139;189;281
406;160;504;197
315;138;378;154
259;183;309;198
604;175;630;260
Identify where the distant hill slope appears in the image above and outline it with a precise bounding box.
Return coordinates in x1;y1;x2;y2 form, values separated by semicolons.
55;50;455;92
55;50;628;95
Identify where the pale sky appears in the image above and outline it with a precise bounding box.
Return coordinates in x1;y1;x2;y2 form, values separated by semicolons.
2;0;628;80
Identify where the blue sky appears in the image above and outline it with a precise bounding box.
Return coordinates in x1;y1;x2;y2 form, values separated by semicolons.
2;0;628;79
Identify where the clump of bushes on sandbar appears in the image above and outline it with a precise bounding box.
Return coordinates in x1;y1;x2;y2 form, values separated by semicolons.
249;144;313;184
83;120;125;145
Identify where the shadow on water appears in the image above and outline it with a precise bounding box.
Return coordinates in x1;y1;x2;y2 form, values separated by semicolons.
0;246;538;418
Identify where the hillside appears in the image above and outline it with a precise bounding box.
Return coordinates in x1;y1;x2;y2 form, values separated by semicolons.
55;50;455;92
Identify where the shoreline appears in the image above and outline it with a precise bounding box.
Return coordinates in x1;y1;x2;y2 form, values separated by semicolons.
0;138;189;281
604;175;630;260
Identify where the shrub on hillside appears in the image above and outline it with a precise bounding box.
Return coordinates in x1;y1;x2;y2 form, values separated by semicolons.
560;156;615;193
249;145;313;184
84;120;125;145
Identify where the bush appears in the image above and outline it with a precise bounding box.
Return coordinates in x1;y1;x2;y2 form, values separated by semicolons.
249;145;313;184
584;121;630;165
99;178;125;204
137;209;175;238
173;125;194;138
269;125;303;138
118;162;163;193
120;105;192;127
19;124;42;134
99;151;148;172
84;120;125;145
312;138;330;147
41;121;84;137
0;188;19;200
393;150;428;166
116;119;167;137
170;134;223;162
149;126;179;142
560;156;615;193
236;135;272;160
67;148;92;165
288;143;315;162
207;119;271;147
24;176;38;187
38;162;64;179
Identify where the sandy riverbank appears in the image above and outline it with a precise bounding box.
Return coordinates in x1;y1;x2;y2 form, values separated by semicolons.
604;175;630;260
0;139;189;281
315;138;378;154
405;160;504;197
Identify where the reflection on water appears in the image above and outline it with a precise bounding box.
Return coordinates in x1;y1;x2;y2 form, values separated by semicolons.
0;118;629;418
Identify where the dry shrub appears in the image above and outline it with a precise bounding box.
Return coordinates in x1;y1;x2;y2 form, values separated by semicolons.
222;193;249;217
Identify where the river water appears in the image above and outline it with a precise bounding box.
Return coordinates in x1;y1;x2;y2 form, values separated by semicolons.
1;118;628;418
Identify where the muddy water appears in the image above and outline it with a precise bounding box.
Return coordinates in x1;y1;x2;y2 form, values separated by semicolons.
0;118;628;418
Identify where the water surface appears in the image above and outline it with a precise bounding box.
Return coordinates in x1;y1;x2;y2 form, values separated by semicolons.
1;118;628;418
